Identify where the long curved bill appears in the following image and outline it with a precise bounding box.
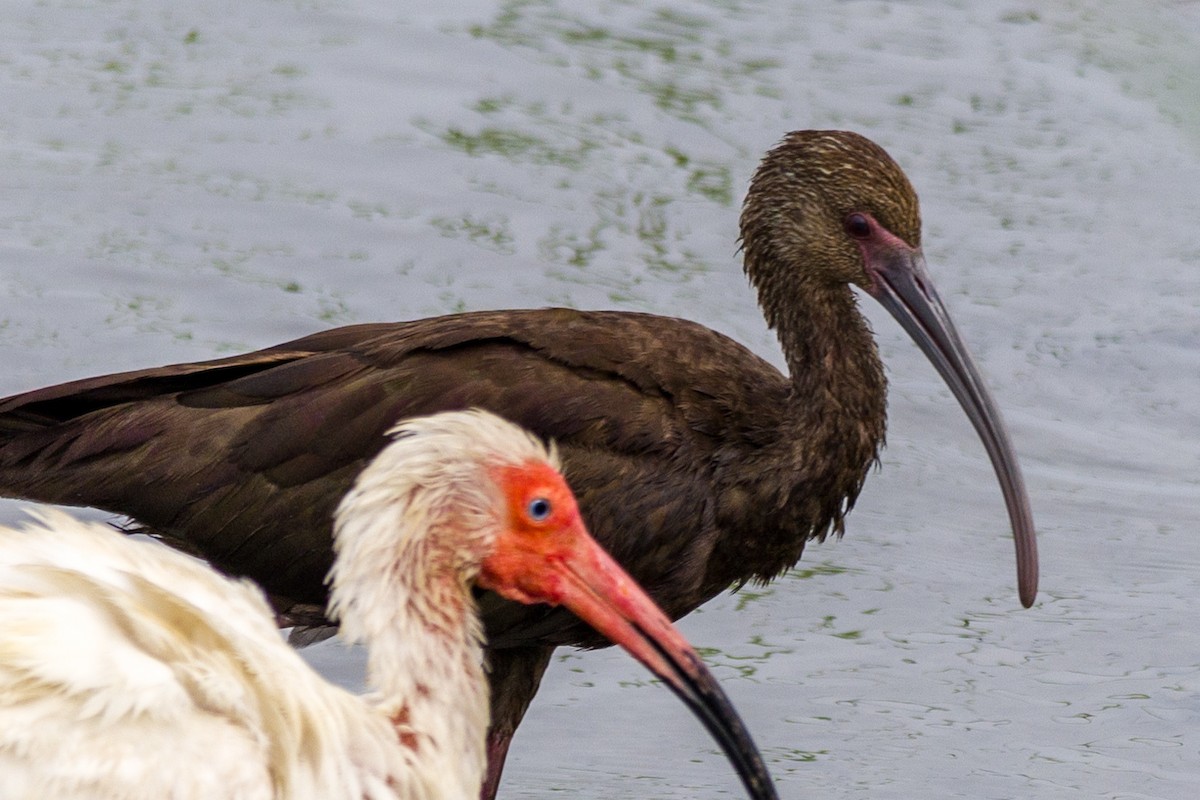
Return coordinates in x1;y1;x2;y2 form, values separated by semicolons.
483;527;778;800
866;246;1039;608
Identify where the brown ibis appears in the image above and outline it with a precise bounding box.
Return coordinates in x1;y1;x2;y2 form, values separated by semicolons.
0;130;1037;797
0;411;776;800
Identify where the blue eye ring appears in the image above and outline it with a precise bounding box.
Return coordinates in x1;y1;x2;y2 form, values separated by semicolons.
527;497;552;521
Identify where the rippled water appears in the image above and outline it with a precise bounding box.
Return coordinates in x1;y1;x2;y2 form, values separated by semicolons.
2;1;1198;797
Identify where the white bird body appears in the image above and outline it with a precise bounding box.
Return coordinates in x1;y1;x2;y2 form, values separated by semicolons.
0;411;777;800
0;510;442;800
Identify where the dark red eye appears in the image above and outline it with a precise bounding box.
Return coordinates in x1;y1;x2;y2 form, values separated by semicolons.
844;213;871;239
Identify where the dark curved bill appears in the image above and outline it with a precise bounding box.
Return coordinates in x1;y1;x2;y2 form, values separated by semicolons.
555;543;779;800
866;248;1038;608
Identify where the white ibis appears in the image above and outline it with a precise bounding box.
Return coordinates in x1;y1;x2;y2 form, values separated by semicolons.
0;130;1037;797
0;411;777;800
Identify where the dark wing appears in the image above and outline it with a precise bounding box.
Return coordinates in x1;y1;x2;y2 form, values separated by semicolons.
0;308;787;647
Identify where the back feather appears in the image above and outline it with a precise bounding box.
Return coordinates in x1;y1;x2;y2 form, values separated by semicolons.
0;509;406;800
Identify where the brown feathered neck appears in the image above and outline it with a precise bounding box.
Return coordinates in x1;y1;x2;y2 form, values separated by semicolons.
737;130;911;441
712;131;926;584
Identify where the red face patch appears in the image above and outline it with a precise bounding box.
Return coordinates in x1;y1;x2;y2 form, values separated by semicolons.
478;460;588;605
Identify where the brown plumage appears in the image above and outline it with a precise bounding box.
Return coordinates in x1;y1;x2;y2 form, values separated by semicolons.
0;130;1037;797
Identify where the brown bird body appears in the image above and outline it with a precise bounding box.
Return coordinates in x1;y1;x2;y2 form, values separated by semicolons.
0;131;1037;797
0;307;877;638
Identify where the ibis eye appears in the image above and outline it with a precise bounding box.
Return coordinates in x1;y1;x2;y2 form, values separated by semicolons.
844;213;871;239
527;497;552;521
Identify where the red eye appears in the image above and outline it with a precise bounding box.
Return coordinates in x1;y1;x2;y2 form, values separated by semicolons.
844;213;871;239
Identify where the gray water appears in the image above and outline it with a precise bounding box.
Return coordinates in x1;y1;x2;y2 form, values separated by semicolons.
2;1;1198;797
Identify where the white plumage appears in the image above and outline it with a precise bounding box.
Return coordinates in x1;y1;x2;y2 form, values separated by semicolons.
0;410;775;800
0;506;408;799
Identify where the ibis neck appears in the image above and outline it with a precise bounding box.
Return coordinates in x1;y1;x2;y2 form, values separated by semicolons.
331;524;490;798
710;259;887;586
765;275;887;440
364;593;490;800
